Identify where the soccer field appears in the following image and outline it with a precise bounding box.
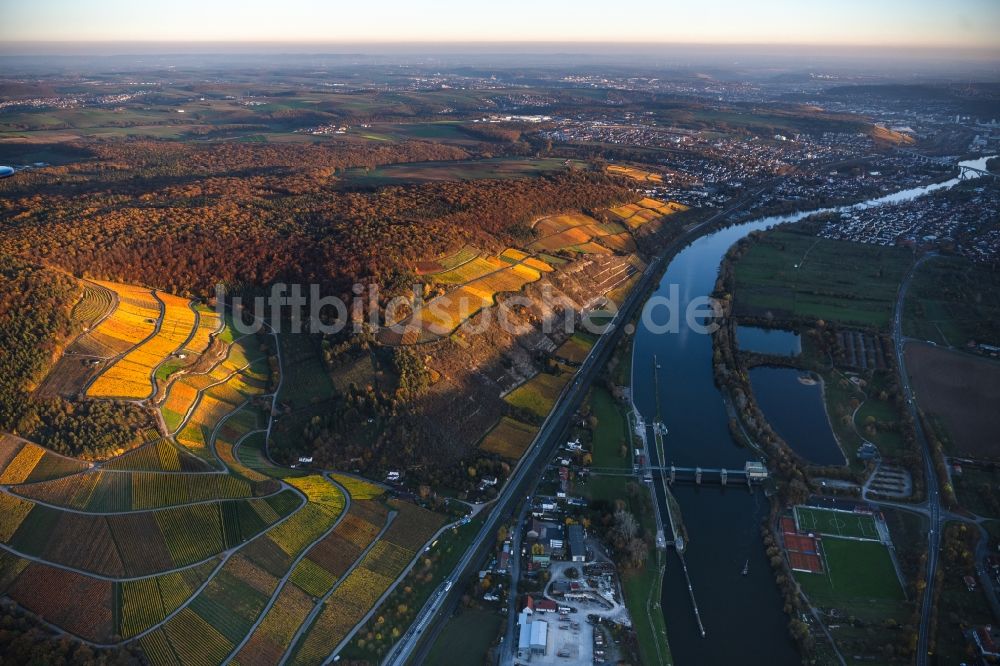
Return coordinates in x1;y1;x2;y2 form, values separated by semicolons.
795;538;905;603
795;506;880;540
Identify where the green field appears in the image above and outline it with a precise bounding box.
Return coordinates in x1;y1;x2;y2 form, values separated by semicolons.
622;552;672;666
903;255;1000;347
381;121;476;141
589;387;630;469
794;506;880;540
812;369;864;467
852;371;906;457
732;228;912;328
794;531;913;662
425;608;502;665
795;538;904;603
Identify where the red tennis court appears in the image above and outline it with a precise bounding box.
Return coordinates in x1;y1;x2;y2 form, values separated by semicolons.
788;551;824;573
784;533;819;554
782;519;825;573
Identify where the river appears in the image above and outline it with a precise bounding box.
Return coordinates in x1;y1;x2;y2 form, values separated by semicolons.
629;155;995;665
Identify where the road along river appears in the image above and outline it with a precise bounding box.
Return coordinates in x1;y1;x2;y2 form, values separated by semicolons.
630;155;996;665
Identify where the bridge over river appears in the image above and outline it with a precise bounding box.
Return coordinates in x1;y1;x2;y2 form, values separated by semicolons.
590;460;769;487
896;148;999;180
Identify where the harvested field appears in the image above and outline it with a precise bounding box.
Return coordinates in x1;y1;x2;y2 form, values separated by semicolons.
479;417;538;459
415;245;480;275
554;332;597;364
504;370;573;420
905;342;1000;457
34;353;105;398
607;164;663;183
429;255;507;285
71;283;115;328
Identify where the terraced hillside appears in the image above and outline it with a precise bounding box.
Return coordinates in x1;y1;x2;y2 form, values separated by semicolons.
382;196;679;345
0;280;455;664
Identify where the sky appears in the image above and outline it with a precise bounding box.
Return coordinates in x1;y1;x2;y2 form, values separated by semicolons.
1;0;999;50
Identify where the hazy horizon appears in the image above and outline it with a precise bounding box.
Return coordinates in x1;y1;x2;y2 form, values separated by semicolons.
1;42;997;81
3;0;999;51
2;40;999;55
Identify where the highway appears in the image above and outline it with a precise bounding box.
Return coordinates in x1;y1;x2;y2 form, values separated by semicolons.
892;253;942;666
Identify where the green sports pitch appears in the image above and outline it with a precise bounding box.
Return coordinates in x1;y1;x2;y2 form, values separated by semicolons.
795;538;905;603
794;506;880;540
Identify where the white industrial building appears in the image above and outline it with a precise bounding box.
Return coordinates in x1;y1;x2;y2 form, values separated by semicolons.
517;608;549;659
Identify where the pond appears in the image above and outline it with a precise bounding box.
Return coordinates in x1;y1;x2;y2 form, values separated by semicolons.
736;325;801;357
748;366;845;466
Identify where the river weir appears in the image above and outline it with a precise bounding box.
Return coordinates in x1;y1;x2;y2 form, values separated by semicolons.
629;155;996;665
